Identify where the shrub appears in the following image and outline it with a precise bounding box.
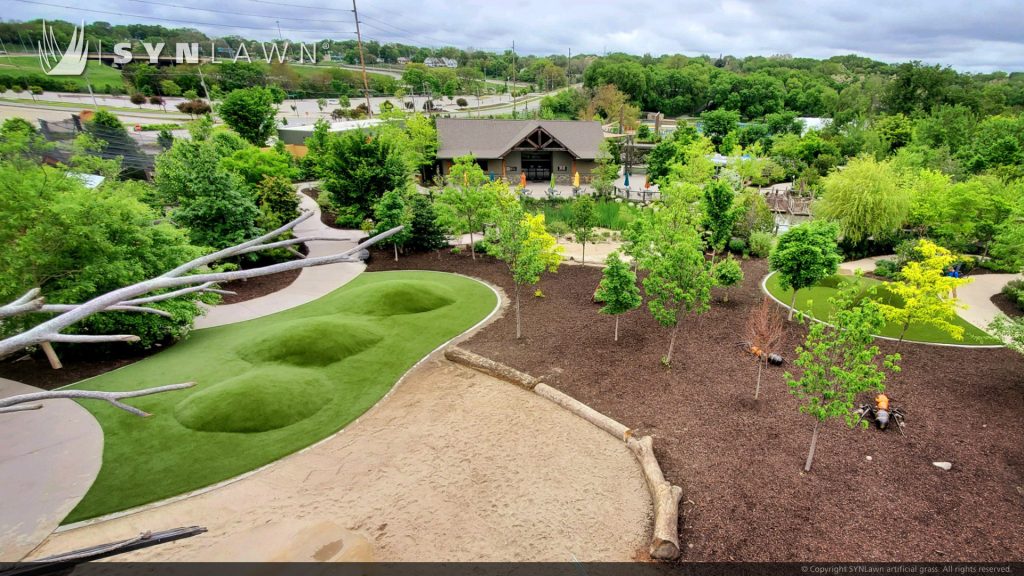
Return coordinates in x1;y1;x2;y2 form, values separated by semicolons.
176;99;212;116
874;258;900;278
749;231;775;258
728;237;747;254
405;193;448;253
547;220;570;237
1003;279;1024;310
130;92;146;106
456;97;468;107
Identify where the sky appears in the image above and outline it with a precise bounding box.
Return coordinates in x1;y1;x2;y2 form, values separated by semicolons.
6;0;1024;72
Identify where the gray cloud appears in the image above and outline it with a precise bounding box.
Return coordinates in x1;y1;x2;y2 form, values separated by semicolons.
6;0;1023;71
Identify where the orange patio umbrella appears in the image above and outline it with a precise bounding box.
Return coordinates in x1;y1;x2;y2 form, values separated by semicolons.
573;171;580;188
644;175;651;189
520;172;527;188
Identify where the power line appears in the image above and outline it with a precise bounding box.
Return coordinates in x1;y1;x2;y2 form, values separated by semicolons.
124;0;355;25
11;0;344;34
240;0;353;13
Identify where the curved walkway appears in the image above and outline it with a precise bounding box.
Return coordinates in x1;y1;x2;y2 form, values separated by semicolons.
0;378;103;561
29;354;652;561
194;185;364;329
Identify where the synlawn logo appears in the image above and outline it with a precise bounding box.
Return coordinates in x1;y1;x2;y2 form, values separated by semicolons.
36;21;319;76
38;20;88;76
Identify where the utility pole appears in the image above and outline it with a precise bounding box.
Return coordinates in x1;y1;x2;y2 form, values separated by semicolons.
352;0;373;117
567;47;571;85
511;40;516;117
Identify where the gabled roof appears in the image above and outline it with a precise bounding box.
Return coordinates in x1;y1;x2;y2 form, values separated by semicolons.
435;118;604;160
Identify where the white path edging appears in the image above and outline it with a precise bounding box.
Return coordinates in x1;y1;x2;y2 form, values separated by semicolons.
760;271;1005;349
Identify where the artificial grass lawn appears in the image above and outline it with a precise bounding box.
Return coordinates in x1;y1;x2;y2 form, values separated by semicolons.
0;56;125;89
764;272;999;345
63;271;496;523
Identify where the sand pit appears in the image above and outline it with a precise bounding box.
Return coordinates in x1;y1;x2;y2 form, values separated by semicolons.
28;357;651;562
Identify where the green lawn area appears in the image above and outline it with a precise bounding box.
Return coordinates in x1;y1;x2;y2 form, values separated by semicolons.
0;55;124;90
764;272;999;345
63;271;497;523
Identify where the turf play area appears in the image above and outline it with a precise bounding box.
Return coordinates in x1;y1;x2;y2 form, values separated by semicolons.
62;271;497;523
763;272;999;345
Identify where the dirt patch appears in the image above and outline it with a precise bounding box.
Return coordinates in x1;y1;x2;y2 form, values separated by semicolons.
0;350;158;391
368;248;1024;562
991;292;1023;318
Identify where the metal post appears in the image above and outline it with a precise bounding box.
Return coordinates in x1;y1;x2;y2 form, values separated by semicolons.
352;0;373;117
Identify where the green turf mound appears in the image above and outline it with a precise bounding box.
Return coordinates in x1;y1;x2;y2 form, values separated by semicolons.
174;365;329;433
336;280;456;316
236;318;383;367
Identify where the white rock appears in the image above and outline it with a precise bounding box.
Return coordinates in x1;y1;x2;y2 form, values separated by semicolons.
865;456;873;461
933;461;952;471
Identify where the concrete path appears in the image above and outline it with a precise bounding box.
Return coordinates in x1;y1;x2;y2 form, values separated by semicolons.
957;273;1023;331
0;378;103;561
29;357;651;562
838;254;893;275
194;187;364;329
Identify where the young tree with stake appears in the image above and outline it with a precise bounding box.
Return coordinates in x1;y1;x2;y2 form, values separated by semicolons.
745;298;784;400
595;251;642;341
702;179;739;254
769;221;843;320
435;155;498;260
712;256;744;302
785;285;901;472
569;195;597;264
485;191;562;339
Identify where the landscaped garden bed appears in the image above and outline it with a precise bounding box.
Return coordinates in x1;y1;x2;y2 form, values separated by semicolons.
58;270;497;524
368;250;1024;562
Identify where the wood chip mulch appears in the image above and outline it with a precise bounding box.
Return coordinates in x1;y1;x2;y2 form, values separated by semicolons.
368;248;1024;562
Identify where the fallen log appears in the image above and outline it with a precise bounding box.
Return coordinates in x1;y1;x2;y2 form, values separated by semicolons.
444;346;538;390
533;383;632;441
628;435;683;560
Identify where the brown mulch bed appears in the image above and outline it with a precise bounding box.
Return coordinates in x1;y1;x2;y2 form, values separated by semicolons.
991;292;1024;318
300;187;346;230
1;349;160;390
367;249;1024;562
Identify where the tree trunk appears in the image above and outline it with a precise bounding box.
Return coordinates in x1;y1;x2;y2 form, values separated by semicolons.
40;341;62;370
754;357;763;400
469;231;476;260
788;290;798;321
614;316;620;342
804;419;821;472
393;243;398;262
627;435;683;560
665;321;681;366
724;287;730;303
514;284;522;339
581;241;586;265
896;321;909;351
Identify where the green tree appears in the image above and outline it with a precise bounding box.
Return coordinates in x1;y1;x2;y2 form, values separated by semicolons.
594;251;641;341
218;87;279;146
569;195;597;264
435;155;498;259
485;192;563;339
700;109;740;150
159;80;182;97
668;136;716;185
405;193;448;253
373;187;413;261
786;286;901;472
591;139;620;196
633;185;713;366
712;256;744;302
319;129;409;224
220;145;297;189
769;221;843;320
254;175;300;232
701;179;738;253
816;156;910;244
877;240;972;348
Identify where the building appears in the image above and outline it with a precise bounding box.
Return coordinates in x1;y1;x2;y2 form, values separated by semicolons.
276;118;383;146
424;56;458;68
435;118;605;182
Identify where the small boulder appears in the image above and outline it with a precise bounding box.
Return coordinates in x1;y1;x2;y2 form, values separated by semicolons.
933;461;953;471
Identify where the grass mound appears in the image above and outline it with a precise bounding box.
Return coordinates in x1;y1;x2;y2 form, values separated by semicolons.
174;366;329;433
764;272;999;345
63;271;497;523
334;280;456;316
237;318;382;367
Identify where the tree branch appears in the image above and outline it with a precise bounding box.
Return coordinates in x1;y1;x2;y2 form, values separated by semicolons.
0;383;196;417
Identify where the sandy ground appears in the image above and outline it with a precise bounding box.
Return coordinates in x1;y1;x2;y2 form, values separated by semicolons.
28;356;651;562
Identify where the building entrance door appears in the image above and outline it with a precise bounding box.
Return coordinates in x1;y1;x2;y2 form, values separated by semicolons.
520;151;552;181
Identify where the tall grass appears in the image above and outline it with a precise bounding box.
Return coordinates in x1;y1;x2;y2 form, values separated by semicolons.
524;198;640;231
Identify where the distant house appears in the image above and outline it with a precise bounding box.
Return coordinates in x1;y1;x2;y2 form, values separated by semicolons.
396;56;411;65
424;56;458;68
435;118;605;182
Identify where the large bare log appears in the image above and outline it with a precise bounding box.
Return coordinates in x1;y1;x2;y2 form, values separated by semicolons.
627;435;684;560
444;346;538;390
533;383;633;441
0;223;402;360
0;382;196;416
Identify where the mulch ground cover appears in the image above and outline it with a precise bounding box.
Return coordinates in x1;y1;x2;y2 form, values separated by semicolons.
991;292;1023;319
368;248;1024;562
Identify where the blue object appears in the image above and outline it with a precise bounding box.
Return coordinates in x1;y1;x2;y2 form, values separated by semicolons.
489;171;495;182
623;172;630;187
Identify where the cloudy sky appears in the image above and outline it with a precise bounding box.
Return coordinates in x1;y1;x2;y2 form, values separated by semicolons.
7;0;1024;72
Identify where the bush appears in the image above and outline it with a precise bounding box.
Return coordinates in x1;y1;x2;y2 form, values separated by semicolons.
728;237;747;254
405;194;448;253
874;258;900;278
456;97;468;107
176;99;212;116
547;220;570;237
1003;279;1024;311
130;93;147;106
748;231;774;258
